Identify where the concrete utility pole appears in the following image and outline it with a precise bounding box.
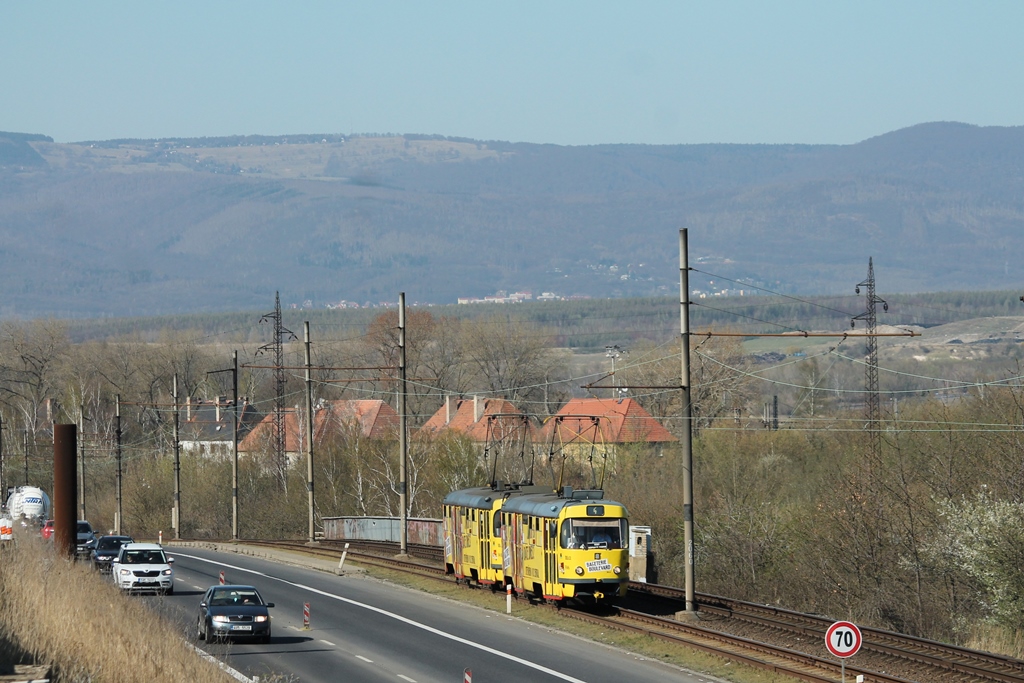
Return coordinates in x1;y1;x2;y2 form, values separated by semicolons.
398;292;409;556
0;415;5;503
173;373;181;540
232;351;239;541
209;355;240;540
304;322;316;545
78;406;86;521
115;395;122;534
679;229;696;614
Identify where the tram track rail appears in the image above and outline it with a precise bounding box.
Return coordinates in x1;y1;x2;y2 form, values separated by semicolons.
197;539;1024;683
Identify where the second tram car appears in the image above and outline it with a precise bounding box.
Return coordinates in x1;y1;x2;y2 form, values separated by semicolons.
443;483;548;586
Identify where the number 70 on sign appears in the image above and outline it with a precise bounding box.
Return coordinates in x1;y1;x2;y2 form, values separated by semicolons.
825;621;862;658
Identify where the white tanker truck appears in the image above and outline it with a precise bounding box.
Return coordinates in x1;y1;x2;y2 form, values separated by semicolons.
5;486;51;524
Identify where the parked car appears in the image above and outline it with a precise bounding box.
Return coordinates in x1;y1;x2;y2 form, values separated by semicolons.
75;520;97;557
111;542;174;594
40;519;54;540
196;585;273;643
91;535;134;572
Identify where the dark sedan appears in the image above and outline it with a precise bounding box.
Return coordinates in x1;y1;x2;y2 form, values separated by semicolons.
91;535;134;572
196;585;274;643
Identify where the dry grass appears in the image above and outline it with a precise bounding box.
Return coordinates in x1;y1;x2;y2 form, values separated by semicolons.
965;622;1024;660
0;534;238;683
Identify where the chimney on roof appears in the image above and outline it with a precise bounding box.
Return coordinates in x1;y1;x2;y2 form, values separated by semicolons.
474;395;485;423
215;396;224;423
185;397;192;421
445;395;456;425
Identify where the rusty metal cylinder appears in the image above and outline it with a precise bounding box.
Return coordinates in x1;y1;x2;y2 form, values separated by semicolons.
52;424;78;558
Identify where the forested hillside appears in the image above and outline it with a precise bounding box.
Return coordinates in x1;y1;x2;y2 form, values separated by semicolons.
2;122;1024;318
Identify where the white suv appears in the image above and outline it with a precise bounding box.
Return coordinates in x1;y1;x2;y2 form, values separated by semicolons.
112;542;175;595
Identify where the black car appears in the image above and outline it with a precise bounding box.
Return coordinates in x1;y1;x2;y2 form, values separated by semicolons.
197;585;274;643
91;535;134;572
75;520;97;558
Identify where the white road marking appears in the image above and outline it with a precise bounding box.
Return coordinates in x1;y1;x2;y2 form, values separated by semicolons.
397;676;416;682
178;552;588;682
356;655;374;663
320;639;335;646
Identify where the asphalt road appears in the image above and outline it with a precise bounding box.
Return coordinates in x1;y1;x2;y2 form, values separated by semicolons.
142;545;713;683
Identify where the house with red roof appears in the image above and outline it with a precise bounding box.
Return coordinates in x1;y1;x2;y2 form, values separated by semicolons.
238;399;399;463
418;395;537;479
419;395;534;443
539;397;677;460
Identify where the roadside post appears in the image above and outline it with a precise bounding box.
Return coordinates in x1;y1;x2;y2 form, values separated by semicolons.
825;620;862;683
303;602;310;630
506;584;512;614
336;543;349;575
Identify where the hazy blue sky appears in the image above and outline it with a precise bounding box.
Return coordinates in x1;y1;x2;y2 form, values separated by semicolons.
3;2;1022;145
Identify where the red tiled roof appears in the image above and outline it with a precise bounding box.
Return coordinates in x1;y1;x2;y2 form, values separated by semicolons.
238;399;399;452
540;397;676;444
419;396;535;442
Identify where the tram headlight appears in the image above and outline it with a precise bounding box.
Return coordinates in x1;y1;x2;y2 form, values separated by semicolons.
613;565;621;575
575;566;584;576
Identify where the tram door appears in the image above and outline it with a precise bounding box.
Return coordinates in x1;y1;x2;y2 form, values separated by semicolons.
479;512;489;582
448;506;463;574
546;520;558;596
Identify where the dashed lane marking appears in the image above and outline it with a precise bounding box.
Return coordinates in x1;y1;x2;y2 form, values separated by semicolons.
179;553;587;683
356;655;373;663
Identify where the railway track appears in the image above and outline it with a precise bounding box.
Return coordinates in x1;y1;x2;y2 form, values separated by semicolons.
631;582;1024;683
212;540;1024;683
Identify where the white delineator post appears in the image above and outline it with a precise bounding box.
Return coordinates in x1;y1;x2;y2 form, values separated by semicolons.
303;602;311;630
463;669;472;683
336;542;350;574
219;570;225;585
506;584;512;614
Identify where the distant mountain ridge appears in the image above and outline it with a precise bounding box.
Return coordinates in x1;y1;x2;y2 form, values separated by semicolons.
1;122;1022;318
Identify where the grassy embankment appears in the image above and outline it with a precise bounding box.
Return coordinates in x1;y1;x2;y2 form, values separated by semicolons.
0;533;245;683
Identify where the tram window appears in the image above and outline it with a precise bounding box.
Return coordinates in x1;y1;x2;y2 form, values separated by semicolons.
493;513;501;535
561;519;625;549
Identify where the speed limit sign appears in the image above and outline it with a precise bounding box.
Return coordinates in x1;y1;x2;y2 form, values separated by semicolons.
825;621;862;658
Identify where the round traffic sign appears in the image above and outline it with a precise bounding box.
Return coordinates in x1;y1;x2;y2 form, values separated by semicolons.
825;621;862;658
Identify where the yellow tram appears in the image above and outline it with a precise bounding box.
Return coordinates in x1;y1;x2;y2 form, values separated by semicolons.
442;483;549;586
500;487;629;605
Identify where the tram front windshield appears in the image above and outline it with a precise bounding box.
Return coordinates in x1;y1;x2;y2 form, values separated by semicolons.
560;518;627;549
